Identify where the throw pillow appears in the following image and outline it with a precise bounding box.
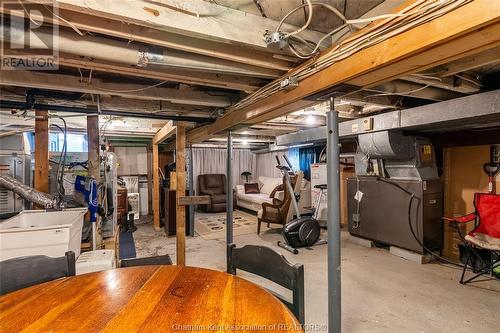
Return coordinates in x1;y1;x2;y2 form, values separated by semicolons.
244;183;260;194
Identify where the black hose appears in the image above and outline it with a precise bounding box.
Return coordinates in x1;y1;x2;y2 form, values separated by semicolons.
51;116;68;198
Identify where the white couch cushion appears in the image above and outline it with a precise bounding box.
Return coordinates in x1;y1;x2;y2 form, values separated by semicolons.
258;176;282;195
238;192;273;205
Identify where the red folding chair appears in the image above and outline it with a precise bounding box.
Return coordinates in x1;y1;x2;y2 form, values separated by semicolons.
443;193;500;284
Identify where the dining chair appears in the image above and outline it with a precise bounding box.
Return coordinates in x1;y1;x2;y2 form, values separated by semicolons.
0;251;76;295
227;244;305;325
120;254;173;267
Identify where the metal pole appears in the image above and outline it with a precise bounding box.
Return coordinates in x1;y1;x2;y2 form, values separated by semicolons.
188;145;195;236
327;97;341;333
226;130;234;245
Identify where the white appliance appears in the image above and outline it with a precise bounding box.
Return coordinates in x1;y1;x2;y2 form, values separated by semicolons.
0;134;32;216
76;249;116;275
310;163;328;223
127;193;140;220
0;208;87;260
103;152;119;237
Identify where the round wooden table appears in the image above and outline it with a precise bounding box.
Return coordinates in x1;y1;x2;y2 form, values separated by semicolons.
0;266;303;332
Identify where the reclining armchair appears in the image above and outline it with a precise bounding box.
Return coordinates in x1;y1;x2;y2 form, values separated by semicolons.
198;174;236;213
443;193;500;284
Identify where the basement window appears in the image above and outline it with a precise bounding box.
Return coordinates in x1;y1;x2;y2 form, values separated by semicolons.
49;133;88;152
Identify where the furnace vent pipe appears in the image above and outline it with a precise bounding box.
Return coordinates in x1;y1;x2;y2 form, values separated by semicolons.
0;175;59;209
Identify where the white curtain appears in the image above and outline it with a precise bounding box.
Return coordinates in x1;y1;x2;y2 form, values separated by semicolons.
192;148;256;193
256;148;300;178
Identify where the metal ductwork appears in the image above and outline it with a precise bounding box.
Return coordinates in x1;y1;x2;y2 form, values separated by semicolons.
0;175;60;209
2;25;281;78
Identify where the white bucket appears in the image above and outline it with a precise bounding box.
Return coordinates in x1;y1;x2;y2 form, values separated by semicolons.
0;207;87;260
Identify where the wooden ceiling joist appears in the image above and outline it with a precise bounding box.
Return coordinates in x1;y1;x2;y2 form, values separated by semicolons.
365;80;465;101
153;121;176;145
436;46;500;77
55;0;327;52
0;71;232;107
1;4;294;71
401;75;480;94
185;0;500;143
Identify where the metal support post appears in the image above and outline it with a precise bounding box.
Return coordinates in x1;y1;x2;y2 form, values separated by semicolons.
226;130;234;246
188;145;195;236
327;97;341;333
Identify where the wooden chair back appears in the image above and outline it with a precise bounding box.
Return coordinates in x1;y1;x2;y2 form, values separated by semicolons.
227;244;305;325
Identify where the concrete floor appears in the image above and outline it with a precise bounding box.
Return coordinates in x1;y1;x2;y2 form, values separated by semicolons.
133;216;499;333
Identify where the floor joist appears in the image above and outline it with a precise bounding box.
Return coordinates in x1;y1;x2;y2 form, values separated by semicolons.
55;0;328;51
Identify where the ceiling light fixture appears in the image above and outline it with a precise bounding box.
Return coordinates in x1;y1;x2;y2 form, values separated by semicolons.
306;114;316;125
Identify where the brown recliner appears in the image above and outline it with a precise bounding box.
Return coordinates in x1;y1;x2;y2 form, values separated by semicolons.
198;174;236;213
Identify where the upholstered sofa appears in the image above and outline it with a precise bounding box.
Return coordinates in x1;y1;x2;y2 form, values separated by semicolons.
198;174;236;213
236;176;311;219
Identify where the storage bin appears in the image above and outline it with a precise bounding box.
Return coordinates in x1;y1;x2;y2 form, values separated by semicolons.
0;207;87;260
76;249;116;275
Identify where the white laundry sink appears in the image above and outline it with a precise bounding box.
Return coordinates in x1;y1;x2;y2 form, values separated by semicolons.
0;207;87;260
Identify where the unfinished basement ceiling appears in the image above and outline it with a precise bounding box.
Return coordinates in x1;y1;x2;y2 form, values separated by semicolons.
1;0;500;150
211;0;385;33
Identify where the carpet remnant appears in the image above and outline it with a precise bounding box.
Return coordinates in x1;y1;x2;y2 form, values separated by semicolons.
195;210;264;240
119;231;137;259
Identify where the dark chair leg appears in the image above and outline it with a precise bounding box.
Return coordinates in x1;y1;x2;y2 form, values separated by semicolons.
460;247;471;284
257;219;261;235
461;247;499;285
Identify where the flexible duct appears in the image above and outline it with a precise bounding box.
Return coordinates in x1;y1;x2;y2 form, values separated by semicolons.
0;175;60;209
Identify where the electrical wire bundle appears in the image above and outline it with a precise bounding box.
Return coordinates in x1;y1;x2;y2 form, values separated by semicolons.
50;115;68;199
233;0;471;111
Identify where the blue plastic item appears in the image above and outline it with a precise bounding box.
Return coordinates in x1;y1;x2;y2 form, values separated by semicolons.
74;175;98;223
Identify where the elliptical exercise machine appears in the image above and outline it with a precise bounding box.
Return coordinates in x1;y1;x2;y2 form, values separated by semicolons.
276;155;327;254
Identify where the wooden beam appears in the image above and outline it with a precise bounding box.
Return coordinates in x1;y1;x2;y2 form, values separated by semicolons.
56;0;327;52
87;115;102;248
186;0;500;142
2;3;294;71
401;75;480;94
0;71;232;107
33;110;49;199
178;196;210;206
152;121;176;145
365;80;465;101
152;143;161;230
175;122;186;265
438;46;500;77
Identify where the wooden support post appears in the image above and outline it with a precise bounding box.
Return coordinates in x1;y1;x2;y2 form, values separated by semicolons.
152;121;176;231
87;115;101;249
152;143;161;230
34;110;49;202
176;122;186;265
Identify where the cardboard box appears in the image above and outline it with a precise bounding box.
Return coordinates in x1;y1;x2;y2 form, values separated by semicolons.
442;145;499;259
